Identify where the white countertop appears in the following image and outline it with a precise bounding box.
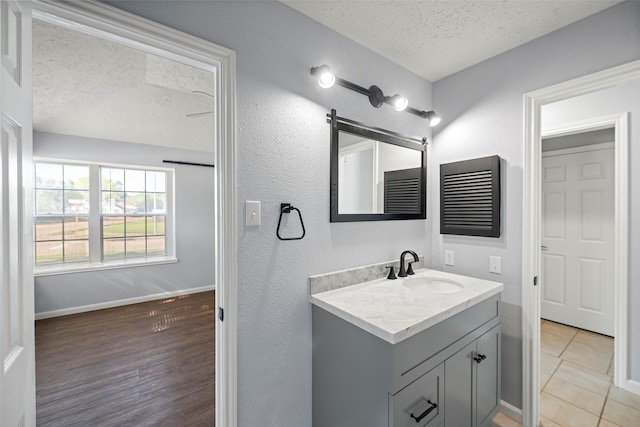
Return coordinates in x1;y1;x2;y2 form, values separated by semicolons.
310;268;503;344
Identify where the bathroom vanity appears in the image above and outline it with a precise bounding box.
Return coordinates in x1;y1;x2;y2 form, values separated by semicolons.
310;267;503;427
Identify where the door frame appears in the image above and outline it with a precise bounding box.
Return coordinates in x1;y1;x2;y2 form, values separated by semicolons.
30;1;238;426
522;59;640;427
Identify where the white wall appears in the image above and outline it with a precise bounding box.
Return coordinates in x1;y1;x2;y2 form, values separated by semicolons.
33;132;215;314
541;78;640;380
433;1;640;409
104;2;434;426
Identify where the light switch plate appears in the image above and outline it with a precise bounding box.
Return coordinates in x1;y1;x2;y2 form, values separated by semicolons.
444;250;454;266
489;256;501;274
246;201;261;226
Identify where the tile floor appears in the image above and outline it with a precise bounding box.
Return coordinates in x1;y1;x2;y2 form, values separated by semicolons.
492;319;640;427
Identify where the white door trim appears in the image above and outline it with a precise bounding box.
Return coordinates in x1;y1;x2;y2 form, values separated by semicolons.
30;1;238;426
522;60;640;427
541;141;614;158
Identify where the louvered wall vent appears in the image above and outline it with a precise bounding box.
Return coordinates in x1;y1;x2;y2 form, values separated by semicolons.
440;155;501;237
384;167;422;214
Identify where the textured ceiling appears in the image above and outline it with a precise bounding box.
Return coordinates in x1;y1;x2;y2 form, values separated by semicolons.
32;20;216;152
33;2;621;148
282;0;623;82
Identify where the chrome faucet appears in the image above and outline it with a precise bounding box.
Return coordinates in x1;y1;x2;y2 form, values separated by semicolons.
398;250;419;277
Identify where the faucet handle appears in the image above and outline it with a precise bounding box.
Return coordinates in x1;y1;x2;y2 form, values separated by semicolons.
385;265;397;280
407;262;416;276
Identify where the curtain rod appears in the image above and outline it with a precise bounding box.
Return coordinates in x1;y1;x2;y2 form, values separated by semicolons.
163;160;215;168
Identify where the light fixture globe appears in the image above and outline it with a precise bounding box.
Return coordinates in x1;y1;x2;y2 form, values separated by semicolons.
425;111;441;127
316;65;335;88
390;94;408;111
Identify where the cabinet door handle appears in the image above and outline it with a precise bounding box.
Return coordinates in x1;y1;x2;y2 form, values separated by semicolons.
474;354;487;363
410;400;438;423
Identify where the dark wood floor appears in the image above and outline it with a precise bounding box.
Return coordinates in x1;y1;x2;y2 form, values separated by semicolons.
35;291;215;427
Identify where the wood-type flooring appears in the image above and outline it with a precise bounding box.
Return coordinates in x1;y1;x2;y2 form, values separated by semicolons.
35;291;215;427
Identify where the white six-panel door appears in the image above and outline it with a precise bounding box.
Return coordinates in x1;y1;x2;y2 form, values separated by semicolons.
541;145;614;336
1;1;35;425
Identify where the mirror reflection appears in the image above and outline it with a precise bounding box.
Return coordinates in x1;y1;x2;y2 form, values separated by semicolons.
338;132;422;214
330;110;427;222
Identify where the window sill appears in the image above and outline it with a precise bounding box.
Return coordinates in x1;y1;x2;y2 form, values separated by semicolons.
34;256;179;277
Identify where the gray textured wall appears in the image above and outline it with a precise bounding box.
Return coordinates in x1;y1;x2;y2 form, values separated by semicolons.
541;78;640;380
33;132;215;313
103;2;434;426
432;1;640;409
88;0;640;423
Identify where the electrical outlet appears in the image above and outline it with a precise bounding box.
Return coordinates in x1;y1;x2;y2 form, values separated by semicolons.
489;256;501;274
444;250;454;266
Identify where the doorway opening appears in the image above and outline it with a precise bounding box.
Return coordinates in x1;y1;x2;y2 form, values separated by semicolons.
540;125;615;337
522;59;640;427
28;1;237;425
32;16;217;425
538;123;618;425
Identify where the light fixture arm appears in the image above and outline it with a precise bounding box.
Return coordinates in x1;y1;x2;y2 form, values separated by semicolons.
310;65;440;125
406;106;428;119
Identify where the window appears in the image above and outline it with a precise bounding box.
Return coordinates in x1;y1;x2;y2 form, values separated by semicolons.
101;167;167;260
34;160;173;271
34;163;90;264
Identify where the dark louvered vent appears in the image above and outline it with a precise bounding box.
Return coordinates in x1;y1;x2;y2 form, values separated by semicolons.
384;168;422;213
440;156;500;237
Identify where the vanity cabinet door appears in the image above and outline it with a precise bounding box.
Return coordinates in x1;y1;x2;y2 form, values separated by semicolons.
444;341;475;427
476;325;501;427
390;363;444;427
444;324;501;427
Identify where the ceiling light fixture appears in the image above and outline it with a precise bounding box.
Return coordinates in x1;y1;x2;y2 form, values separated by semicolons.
310;65;440;126
186;90;215;118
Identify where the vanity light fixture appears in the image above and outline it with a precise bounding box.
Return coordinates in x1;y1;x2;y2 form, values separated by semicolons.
316;65;336;88
310;64;441;126
424;111;441;126
390;94;408;111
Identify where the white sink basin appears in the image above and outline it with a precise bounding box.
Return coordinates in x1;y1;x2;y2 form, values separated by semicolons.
402;276;464;293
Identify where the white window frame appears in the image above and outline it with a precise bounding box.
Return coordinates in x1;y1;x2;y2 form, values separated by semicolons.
34;157;176;276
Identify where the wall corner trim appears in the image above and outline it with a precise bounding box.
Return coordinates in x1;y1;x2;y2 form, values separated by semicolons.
35;285;216;320
625;379;640;396
500;400;523;424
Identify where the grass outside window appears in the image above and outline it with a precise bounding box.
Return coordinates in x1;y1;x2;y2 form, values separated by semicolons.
34;160;173;269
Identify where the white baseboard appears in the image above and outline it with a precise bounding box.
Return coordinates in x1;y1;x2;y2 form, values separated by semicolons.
35;284;215;320
500;400;523;423
625;379;640;396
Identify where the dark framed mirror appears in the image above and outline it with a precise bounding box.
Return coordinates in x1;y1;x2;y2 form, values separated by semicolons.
329;109;427;222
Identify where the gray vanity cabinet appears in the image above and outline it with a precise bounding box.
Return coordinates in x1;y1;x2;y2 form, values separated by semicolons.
389;363;444;427
312;294;501;427
444;325;501;427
